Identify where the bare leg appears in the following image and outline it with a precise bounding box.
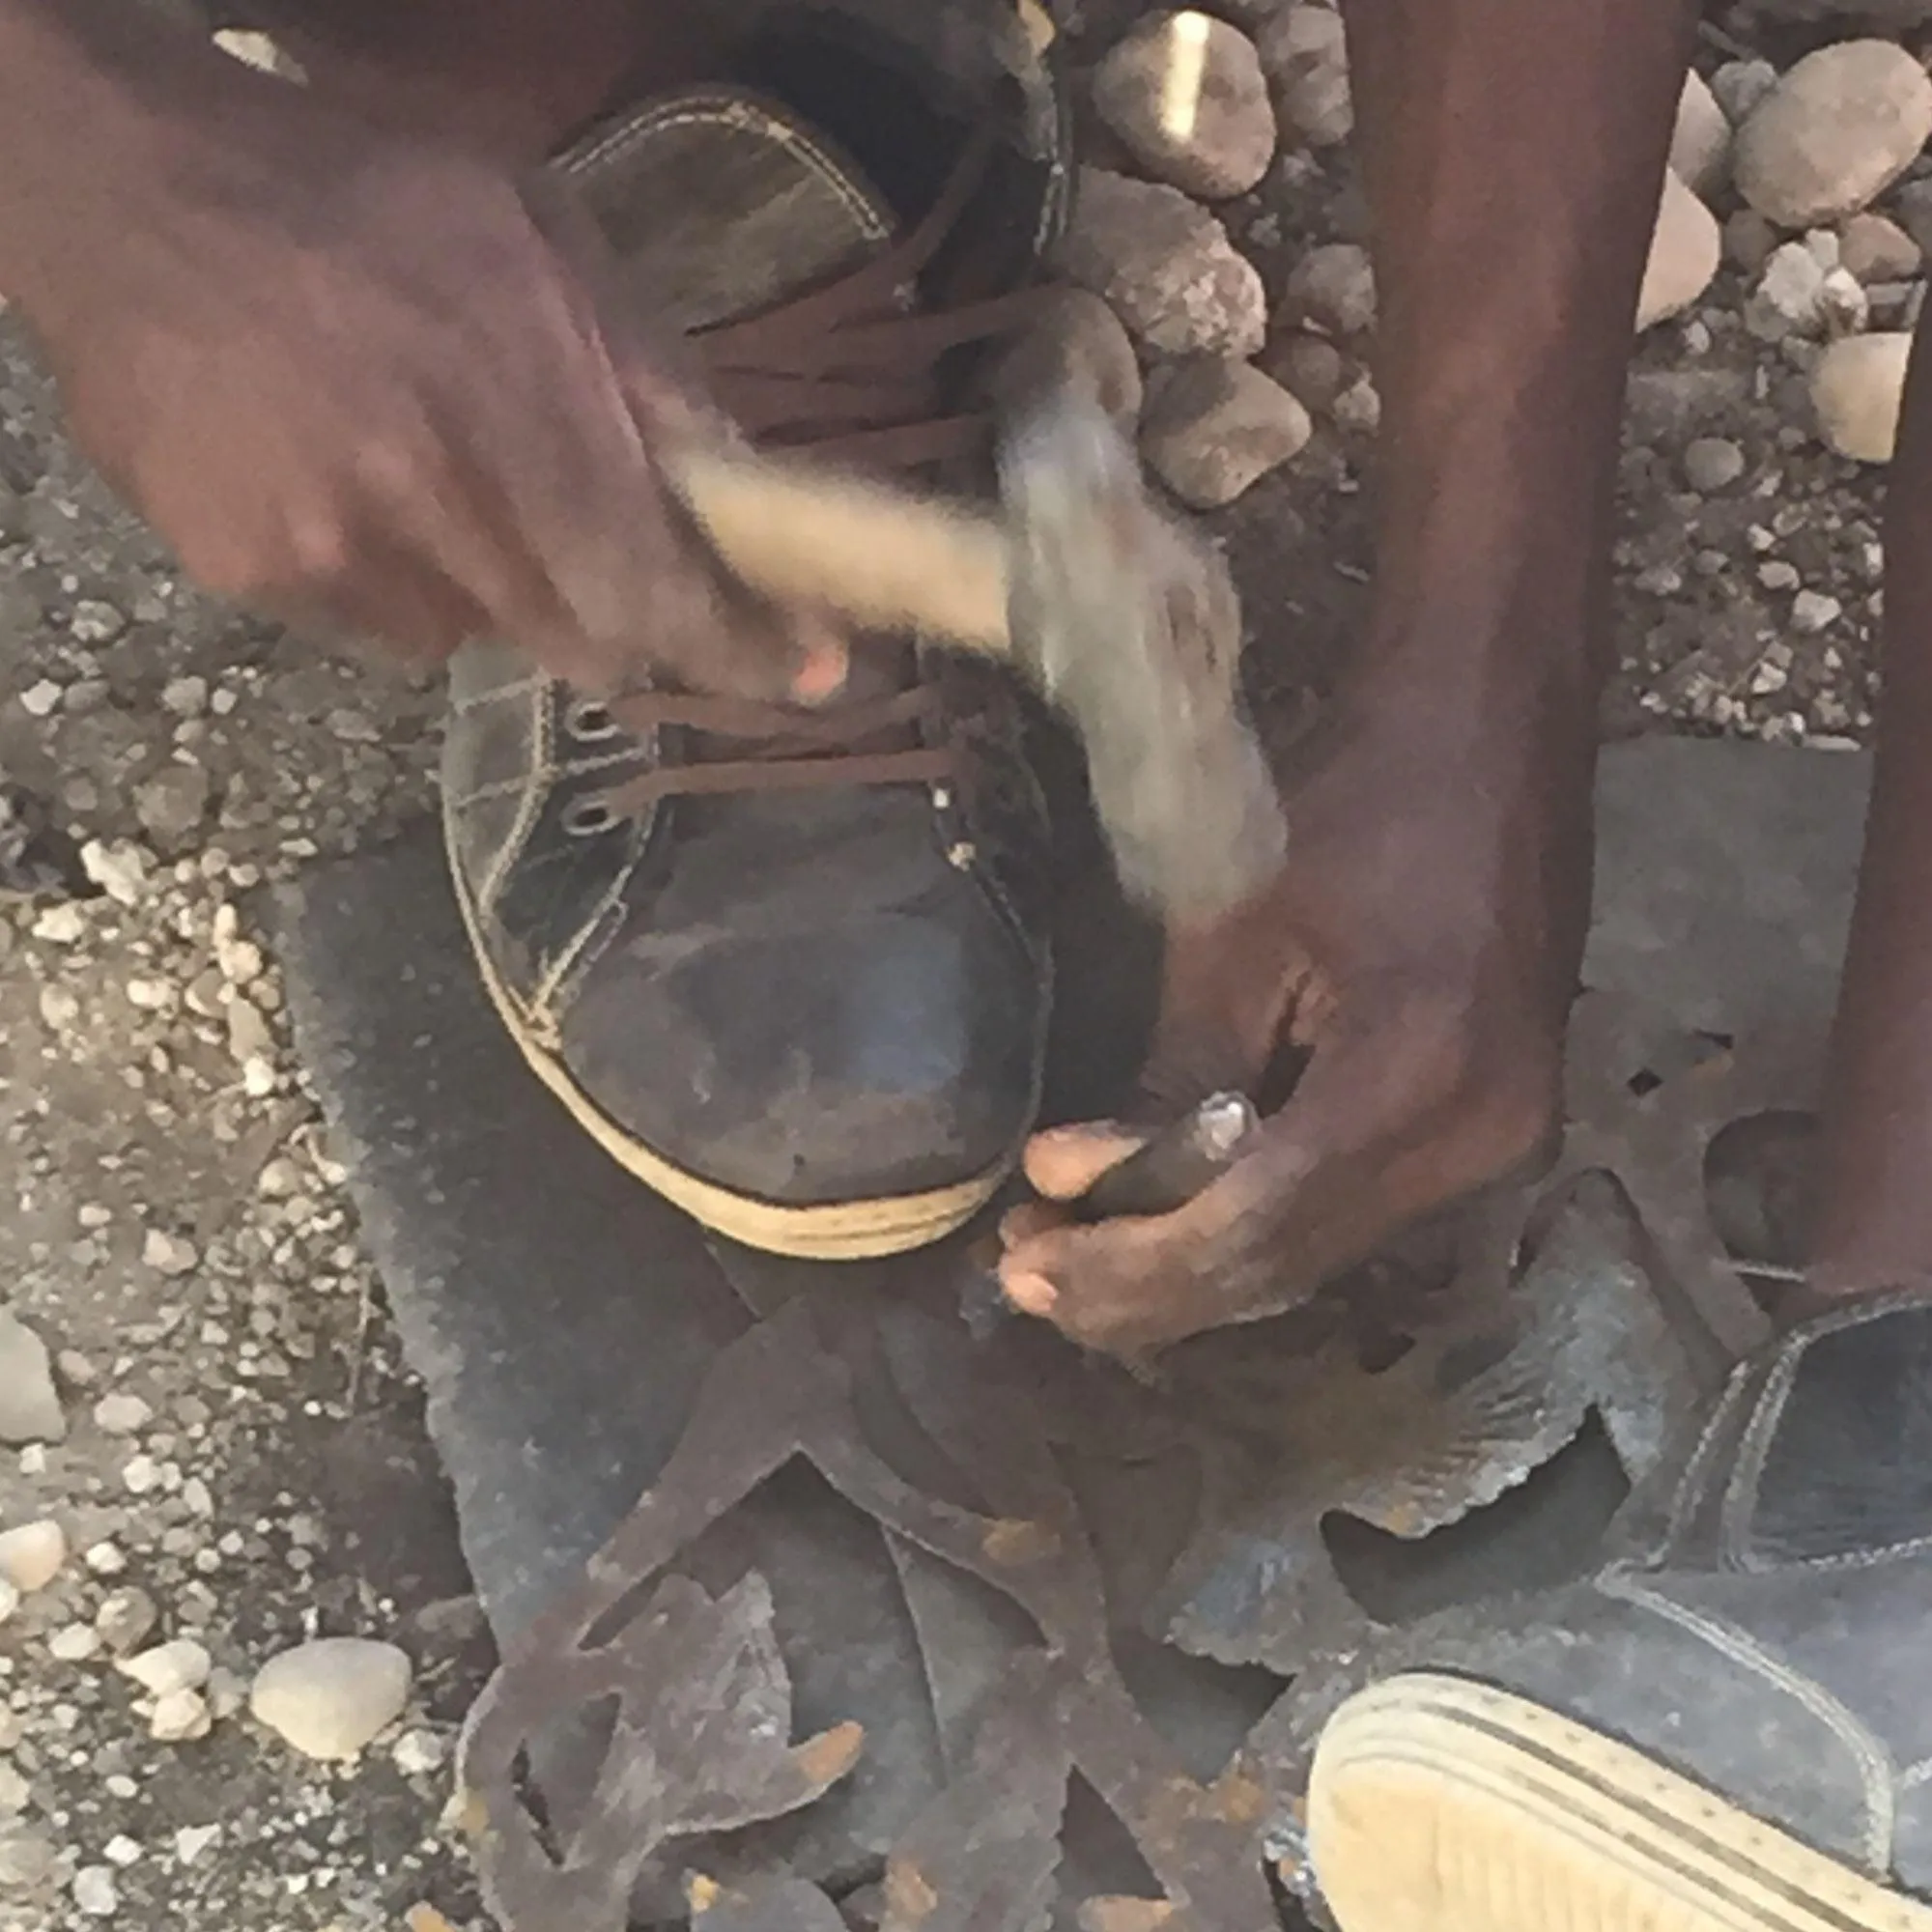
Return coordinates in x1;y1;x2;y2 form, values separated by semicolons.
1813;326;1932;1293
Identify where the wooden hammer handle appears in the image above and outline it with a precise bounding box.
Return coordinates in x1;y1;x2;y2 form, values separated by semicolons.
661;446;1017;651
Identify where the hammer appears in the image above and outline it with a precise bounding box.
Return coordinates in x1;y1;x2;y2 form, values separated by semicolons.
657;395;1288;924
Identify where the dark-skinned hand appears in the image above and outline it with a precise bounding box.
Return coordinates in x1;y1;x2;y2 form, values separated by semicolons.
13;62;844;702
997;719;1575;1358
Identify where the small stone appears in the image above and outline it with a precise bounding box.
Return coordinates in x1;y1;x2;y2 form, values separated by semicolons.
1747;239;1833;338
120;1638;213;1697
84;1541;126;1577
1330;374;1380;435
1671;69;1730;197
1057;167;1267;356
0;1312;64;1445
0;1765;24;1814
95;1588;158;1657
1264;330;1348;412
93;1391;153;1435
70;600;125;643
1141;356;1313;508
38;986;78;1031
31;902;85;945
1093;11;1276;200
1840;211;1922;284
0;1520;66;1593
149;1688;213;1743
1256;5;1350;149
80;838;151;907
72;1865;117;1917
0;1824;55;1892
102;1836;141;1870
249;1637;413;1760
1684;437;1747;493
133;765;211;851
985;286;1144;432
392;1728;447;1776
1792;589;1843;635
48;1622;102;1662
1712;57;1777;128
0;1580;18;1628
160;676;208;719
175;1825;220;1865
18;681;60;719
1812;331;1913;462
1638;172;1719;330
141;1230;198;1279
226;998;274;1065
1735;41;1932;228
1286;242;1375;336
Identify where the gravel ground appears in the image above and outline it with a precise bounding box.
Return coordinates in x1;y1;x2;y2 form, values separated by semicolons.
0;5;1921;1929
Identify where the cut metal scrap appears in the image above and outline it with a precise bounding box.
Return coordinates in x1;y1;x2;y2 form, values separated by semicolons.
459;994;1816;1932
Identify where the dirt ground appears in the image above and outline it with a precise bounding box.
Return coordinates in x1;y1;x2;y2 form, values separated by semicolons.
0;11;1908;1932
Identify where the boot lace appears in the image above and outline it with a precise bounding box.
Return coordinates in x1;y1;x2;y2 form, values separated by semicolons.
588;134;1039;822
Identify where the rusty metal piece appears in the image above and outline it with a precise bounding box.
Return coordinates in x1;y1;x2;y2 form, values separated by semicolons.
460;993;1821;1932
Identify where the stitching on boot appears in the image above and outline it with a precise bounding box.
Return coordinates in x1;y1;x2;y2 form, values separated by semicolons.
1599;1566;1897;1873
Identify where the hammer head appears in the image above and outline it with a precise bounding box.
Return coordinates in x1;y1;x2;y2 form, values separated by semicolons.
998;397;1289;924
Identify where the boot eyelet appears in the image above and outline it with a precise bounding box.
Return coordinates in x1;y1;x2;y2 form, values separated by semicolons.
565;698;620;743
564;796;620;838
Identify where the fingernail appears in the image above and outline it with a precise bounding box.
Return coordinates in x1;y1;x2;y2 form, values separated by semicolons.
791;638;848;705
1001;1271;1059;1317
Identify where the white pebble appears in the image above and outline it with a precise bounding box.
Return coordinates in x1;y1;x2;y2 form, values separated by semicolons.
249;1637;412;1761
1812;331;1912;462
392;1727;447;1776
0;1764;26;1813
84;1542;126;1577
31;903;85;945
140;1230;198;1279
80;838;151;908
175;1824;221;1865
149;1689;213;1743
1792;589;1843;634
102;1835;141;1869
0;1311;64;1445
48;1623;102;1662
1637;172;1719;331
71;1864;117;1917
0;1520;67;1593
92;1392;153;1435
18;681;60;719
120;1638;213;1698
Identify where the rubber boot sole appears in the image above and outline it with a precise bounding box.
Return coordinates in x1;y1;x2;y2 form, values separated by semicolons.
1310;1674;1932;1932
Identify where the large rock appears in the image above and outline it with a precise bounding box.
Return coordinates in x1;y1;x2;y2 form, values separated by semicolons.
1092;11;1277;200
1140;356;1312;507
1734;41;1932;228
1811;330;1913;462
1637;171;1719;330
1057;167;1267;356
249;1637;412;1761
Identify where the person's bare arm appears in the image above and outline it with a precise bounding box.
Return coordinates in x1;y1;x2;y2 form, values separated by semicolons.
0;0;836;700
1002;0;1699;1356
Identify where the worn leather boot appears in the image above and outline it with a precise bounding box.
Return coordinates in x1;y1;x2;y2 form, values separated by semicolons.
440;3;1071;1259
1308;1283;1932;1932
